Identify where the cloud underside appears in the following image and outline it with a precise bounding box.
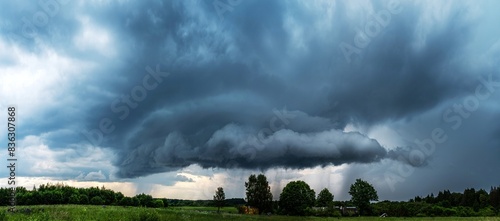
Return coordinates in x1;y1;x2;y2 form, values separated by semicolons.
119;124;390;178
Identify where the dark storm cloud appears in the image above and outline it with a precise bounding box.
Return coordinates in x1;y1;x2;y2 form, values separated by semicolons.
102;0;479;178
119;124;389;178
2;0;494;180
327;6;476;124
96;1;480;177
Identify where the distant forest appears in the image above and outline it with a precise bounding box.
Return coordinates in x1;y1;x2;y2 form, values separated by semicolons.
1;183;499;217
371;186;500;217
0;183;244;208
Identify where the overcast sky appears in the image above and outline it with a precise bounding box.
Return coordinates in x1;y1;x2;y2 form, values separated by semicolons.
1;0;499;201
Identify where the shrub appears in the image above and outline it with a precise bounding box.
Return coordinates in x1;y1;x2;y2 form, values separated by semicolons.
312;203;341;217
456;206;475;217
237;206;245;214
152;200;164;208
443;207;457;216
430;205;445;216
303;207;315;216
478;206;496;216
331;210;342;217
237;206;259;214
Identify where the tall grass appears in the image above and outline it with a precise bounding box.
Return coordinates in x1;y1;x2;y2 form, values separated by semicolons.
0;205;498;221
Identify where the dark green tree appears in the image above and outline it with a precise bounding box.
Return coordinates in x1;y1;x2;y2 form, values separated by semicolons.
131;196;140;207
245;174;273;214
451;192;462;207
100;188;116;205
348;178;378;215
476;189;489;209
317;188;334;207
88;187;101;199
115;192;124;204
490;186;500;209
68;194;80;204
136;193;154;207
461;188;476;207
45;190;64;204
119;197;132;206
279;180;316;216
15;186;27;195
213;187;225;213
90;196;104;205
15;192;28;205
19;192;30;205
424;193;435;204
79;194;89;204
61;185;77;204
162;198;169;207
0;188;10;205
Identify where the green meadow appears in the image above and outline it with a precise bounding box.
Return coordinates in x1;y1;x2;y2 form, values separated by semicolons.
1;205;499;221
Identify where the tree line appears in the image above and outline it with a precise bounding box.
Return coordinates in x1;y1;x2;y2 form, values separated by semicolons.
214;174;500;217
1;177;499;217
0;183;165;208
375;186;500;217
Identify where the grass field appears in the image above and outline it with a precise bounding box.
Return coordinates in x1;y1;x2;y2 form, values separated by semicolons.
0;205;499;221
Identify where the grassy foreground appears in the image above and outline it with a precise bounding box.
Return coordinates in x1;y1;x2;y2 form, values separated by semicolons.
0;205;499;221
